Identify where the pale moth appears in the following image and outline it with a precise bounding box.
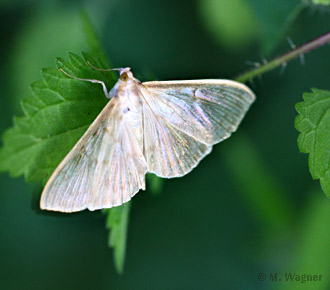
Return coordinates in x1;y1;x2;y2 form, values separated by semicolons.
40;64;255;212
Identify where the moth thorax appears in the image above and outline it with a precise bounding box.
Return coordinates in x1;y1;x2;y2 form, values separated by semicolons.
119;68;133;81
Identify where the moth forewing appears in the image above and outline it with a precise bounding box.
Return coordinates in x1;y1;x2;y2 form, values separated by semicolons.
40;67;255;213
39;99;114;212
40;94;148;212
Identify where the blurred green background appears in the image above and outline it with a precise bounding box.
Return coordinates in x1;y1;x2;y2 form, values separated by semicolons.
1;0;330;289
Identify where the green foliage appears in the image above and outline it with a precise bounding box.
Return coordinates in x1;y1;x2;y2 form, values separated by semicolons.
0;10;147;274
0;50;132;273
0;53;115;181
105;203;131;274
0;48;140;273
0;2;329;281
295;89;330;198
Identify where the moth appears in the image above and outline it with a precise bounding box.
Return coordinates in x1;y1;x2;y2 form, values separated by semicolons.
40;64;255;212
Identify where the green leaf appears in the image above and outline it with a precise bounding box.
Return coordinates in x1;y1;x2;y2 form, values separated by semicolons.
0;52;116;182
0;12;132;274
0;50;131;273
295;89;330;198
105;203;131;274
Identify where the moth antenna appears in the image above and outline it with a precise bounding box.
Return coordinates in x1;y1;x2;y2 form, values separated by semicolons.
86;60;123;72
59;68;111;98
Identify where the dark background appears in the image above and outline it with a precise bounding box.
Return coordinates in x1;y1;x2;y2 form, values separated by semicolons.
1;0;330;289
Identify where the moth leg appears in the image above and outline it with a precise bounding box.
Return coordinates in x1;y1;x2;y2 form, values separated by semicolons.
59;68;110;98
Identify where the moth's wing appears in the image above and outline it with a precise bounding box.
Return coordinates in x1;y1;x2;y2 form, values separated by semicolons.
142;79;255;145
140;79;255;177
40;99;147;212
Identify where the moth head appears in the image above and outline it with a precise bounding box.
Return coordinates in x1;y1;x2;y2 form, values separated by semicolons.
119;67;133;82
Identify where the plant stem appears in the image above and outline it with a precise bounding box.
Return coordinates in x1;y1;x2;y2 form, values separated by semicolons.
235;31;330;83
